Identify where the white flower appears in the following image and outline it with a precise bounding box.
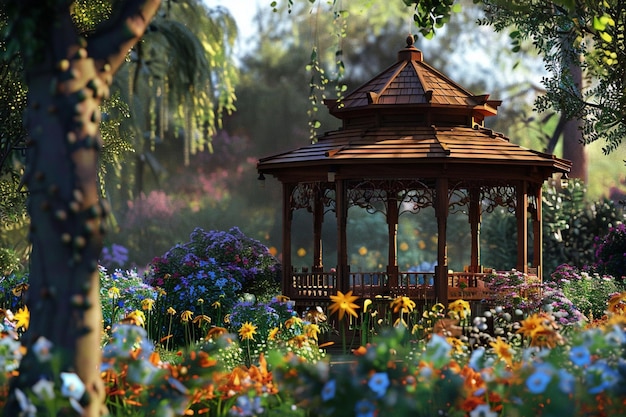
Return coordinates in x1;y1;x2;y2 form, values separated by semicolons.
32;378;55;401
32;336;53;363
60;372;85;400
15;388;36;416
469;404;498;417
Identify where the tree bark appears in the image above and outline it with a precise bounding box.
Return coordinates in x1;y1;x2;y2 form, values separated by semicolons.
5;2;161;416
563;58;588;181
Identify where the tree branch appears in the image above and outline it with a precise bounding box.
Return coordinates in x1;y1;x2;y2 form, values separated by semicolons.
86;0;161;75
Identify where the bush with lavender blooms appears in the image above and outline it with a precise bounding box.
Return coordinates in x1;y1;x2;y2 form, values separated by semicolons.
593;223;626;281
146;227;281;346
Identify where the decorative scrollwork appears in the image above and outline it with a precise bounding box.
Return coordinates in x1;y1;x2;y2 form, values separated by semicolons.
347;179;435;216
290;182;336;213
481;185;517;213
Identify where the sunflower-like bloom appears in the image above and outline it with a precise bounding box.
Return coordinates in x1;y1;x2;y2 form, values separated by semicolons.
448;299;471;320
107;287;120;299
239;322;257;341
14;306;29;330
180;310;194;322
141;298;155;311
192;314;211;325
391;296;416;314
125;310;146;327
305;323;321;341
489;337;514;367
285;316;303;329
167;307;177;316
329;290;360;320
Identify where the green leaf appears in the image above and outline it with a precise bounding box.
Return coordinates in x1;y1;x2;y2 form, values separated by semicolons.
593;16;606;31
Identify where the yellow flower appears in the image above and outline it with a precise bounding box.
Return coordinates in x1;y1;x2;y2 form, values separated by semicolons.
285;316;303;329
107;287;120;299
167;307;177;316
448;299;471;320
329;290;360;321
212;301;221;309
11;283;29;297
489;337;514;366
141;298;155;311
268;327;279;340
305;323;320;341
275;295;290;303
125;310;145;327
192;315;211;325
181;310;194;322
608;292;626;315
14;306;29;330
446;336;465;354
238;322;257;341
197;298;205;305
363;299;372;313
516;313;546;338
391;296;416;314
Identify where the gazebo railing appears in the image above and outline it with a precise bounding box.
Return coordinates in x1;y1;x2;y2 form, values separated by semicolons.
289;270;494;301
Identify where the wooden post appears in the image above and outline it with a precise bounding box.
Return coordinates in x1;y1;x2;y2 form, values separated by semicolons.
435;178;449;305
283;183;294;297
469;187;481;271
387;196;399;291
336;179;349;293
313;185;324;272
532;185;543;281
516;181;528;273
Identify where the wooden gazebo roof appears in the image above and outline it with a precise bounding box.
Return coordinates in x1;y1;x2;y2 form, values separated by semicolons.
258;36;570;180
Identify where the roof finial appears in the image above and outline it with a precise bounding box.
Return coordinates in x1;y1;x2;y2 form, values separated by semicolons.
406;34;415;47
398;34;422;62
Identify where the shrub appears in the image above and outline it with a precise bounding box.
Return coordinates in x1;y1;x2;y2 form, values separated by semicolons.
551;264;622;319
593;223;626;280
146;227;281;346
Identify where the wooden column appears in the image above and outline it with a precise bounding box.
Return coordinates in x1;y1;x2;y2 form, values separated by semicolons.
387;196;399;290
336;179;349;293
516;181;528;273
532;185;543;281
469;187;481;271
313;186;324;272
282;183;295;297
435;178;449;304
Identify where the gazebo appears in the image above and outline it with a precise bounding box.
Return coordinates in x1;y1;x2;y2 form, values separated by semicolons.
257;36;571;307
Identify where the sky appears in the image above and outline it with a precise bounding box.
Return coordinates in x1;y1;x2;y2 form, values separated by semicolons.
209;0;263;55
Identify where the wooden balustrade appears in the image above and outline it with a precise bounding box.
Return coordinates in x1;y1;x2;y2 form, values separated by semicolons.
289;270;495;301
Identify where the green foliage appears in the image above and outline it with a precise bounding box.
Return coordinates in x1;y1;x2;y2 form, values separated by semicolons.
404;0;461;39
0;248;20;276
477;0;626;153
542;179;623;273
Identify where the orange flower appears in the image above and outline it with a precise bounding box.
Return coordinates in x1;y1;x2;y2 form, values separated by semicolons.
206;326;228;340
329;290;359;320
608;292;626;315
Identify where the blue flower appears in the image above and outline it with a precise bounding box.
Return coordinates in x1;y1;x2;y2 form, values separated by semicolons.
569;345;591;367
469;347;485;371
354;399;376;417
526;368;552;394
368;372;390;398
321;379;336;402
587;360;621;394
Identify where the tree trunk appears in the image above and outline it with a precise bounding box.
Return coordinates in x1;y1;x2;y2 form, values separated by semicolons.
5;2;161;416
563;58;588;181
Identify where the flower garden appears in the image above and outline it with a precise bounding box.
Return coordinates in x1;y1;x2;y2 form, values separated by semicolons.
0;225;626;416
